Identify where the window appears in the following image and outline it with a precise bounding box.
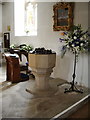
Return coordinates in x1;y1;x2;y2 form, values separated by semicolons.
14;0;37;36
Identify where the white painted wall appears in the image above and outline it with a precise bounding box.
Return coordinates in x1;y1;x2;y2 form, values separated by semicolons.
2;2;14;41
2;2;89;87
0;3;2;41
0;3;2;119
0;4;2;32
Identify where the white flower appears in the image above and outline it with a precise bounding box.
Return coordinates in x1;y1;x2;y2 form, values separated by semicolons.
80;37;83;40
74;36;77;39
67;45;69;48
80;43;83;46
72;44;75;47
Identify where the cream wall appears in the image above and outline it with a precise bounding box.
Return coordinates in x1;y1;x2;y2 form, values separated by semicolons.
0;3;2;41
2;2;89;87
0;4;2;33
0;3;2;118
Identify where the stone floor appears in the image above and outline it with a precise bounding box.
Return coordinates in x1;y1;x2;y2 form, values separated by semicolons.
0;62;89;119
0;63;6;83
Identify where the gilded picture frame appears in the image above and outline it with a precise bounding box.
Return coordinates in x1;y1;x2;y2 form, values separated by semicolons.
53;2;74;31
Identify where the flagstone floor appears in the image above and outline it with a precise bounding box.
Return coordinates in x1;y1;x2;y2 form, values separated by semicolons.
0;62;6;83
0;61;89;119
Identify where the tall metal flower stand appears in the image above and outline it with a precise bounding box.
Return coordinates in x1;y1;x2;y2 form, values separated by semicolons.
64;50;83;93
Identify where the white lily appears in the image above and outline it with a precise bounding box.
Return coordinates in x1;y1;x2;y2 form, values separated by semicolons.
74;36;77;39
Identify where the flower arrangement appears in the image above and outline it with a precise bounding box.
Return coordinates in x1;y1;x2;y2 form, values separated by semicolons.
10;44;17;49
59;24;89;58
20;45;33;51
10;44;33;52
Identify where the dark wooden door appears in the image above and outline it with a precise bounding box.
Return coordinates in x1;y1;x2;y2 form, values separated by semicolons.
4;32;10;48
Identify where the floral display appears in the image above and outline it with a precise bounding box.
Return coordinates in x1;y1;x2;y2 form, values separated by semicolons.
10;44;33;52
20;45;33;51
59;24;89;58
10;44;17;49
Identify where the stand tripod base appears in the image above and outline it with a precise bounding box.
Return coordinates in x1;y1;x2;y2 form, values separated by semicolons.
64;82;83;93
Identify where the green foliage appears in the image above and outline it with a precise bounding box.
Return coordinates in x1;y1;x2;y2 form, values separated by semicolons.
20;45;33;51
10;44;33;52
10;44;17;49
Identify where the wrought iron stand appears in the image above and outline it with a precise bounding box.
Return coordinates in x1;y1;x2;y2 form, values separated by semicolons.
64;50;83;93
